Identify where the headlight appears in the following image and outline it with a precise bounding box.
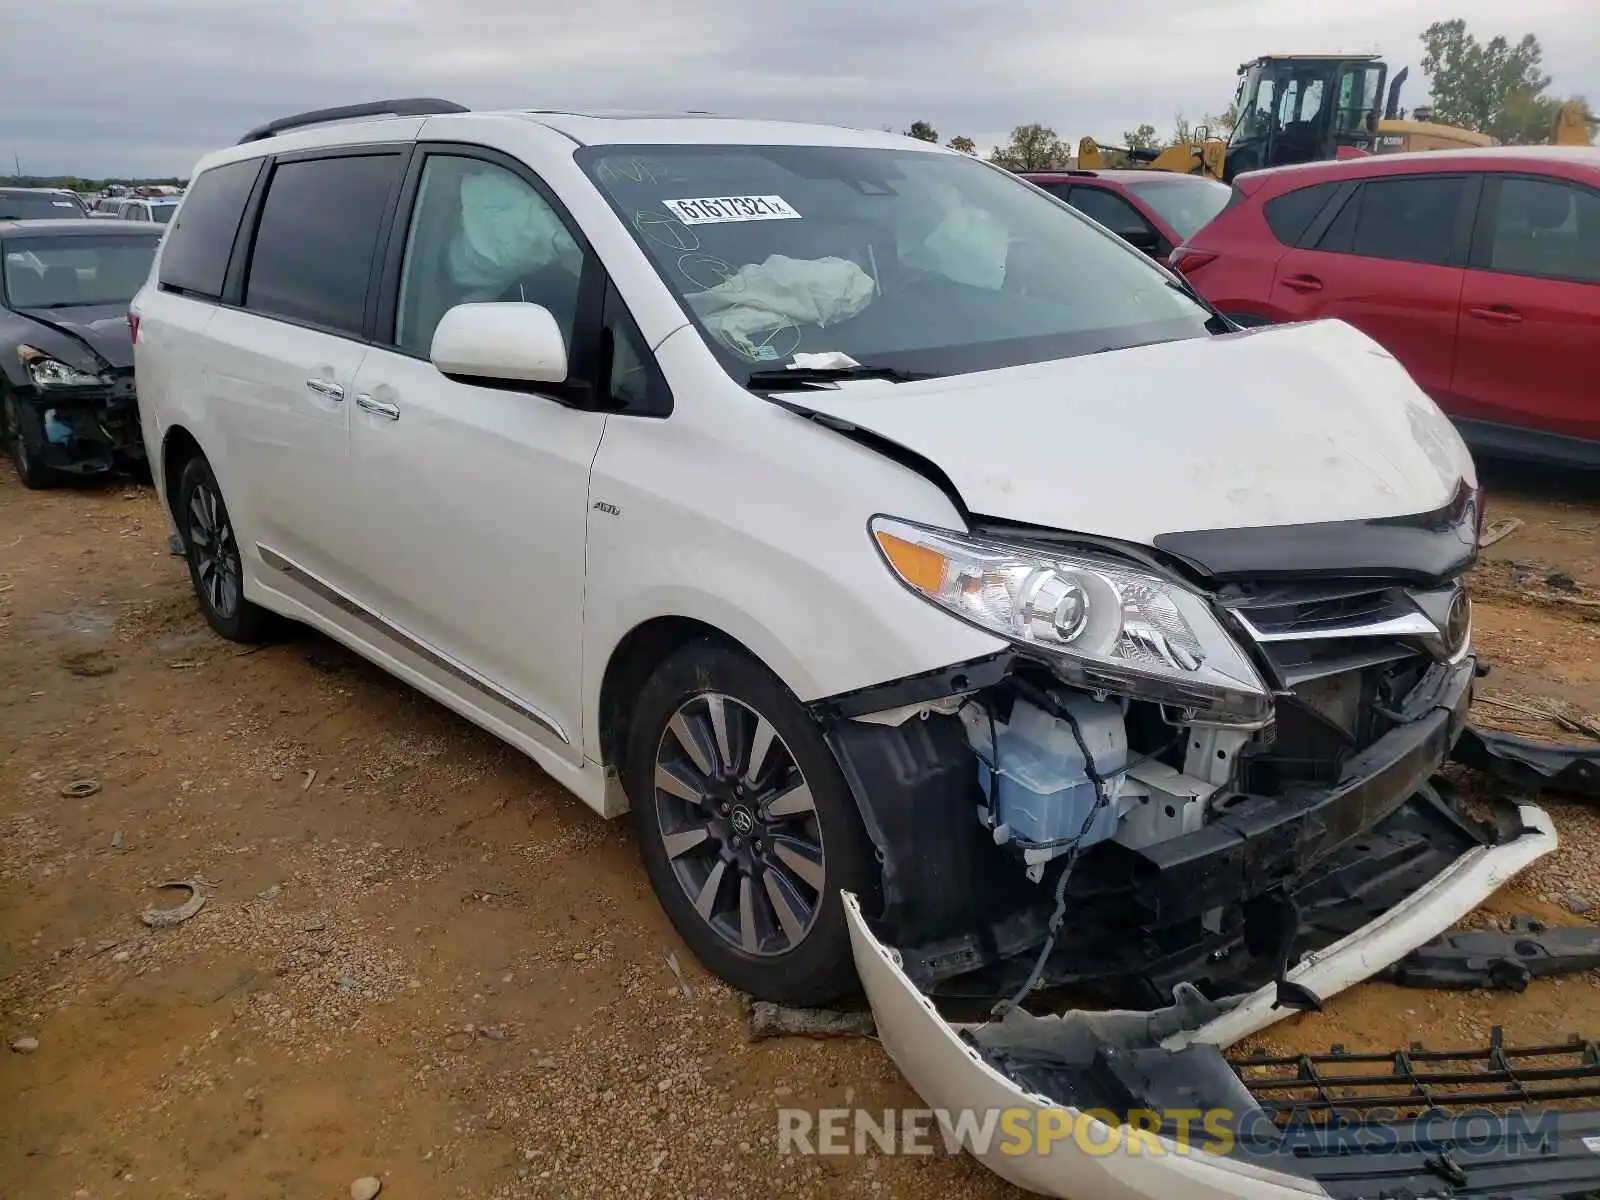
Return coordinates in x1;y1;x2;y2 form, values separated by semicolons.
871;516;1272;725
19;345;102;388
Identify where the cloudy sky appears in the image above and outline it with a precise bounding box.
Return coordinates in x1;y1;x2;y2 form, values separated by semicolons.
5;0;1595;178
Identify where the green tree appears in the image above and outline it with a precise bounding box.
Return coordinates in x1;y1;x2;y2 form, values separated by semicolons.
1168;114;1195;147
946;135;977;155
988;123;1072;170
1419;19;1552;136
1123;123;1158;151
903;120;938;142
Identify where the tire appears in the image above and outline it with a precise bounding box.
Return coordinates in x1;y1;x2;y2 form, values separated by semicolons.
3;392;56;490
175;456;276;643
625;640;879;1005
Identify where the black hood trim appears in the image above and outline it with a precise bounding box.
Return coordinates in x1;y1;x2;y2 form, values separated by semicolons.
1152;480;1479;586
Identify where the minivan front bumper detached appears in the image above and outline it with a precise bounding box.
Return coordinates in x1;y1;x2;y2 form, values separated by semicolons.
842;798;1564;1199
818;652;1484;1006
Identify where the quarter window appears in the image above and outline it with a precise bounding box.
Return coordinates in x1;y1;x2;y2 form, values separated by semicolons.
244;154;402;336
1264;182;1340;245
158;158;262;299
1315;176;1470;266
394;155;585;357
1488;177;1600;283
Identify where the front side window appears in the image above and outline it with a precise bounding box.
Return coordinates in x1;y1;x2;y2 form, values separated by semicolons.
3;235;159;308
1488;177;1600;283
1063;188;1151;238
1316;176;1471;266
394;155;584;356
245;153;402;336
579;144;1212;382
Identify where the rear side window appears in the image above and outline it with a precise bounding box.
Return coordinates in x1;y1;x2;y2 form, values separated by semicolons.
159;158;263;298
1263;182;1339;245
1315;176;1471;266
244;154;402;336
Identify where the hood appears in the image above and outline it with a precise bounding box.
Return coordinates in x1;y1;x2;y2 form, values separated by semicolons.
781;320;1475;547
15;304;134;370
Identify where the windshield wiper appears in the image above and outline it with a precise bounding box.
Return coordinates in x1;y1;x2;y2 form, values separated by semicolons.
745;365;935;391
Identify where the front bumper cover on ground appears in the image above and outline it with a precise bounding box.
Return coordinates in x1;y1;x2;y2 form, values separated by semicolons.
842;801;1568;1199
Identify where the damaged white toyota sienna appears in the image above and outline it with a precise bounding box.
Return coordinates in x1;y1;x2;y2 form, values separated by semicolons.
134;102;1564;1195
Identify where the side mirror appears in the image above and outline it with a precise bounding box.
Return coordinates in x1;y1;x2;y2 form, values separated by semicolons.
1119;226;1161;255
430;302;568;386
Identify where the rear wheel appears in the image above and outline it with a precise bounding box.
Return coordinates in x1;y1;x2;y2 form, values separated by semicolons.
626;641;878;1005
3;393;55;490
176;456;276;643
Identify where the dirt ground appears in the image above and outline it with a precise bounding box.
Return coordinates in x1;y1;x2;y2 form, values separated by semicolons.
3;461;1599;1200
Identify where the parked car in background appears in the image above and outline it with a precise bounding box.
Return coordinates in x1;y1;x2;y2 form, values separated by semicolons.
0;187;90;221
89;197;127;219
1170;146;1600;465
0;219;160;486
1019;169;1233;259
118;196;181;225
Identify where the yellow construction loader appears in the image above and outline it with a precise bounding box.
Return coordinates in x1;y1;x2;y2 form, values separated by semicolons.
1078;52;1491;182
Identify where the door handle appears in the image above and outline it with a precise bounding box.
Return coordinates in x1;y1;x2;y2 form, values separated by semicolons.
356;393;400;420
305;378;345;401
1281;274;1323;293
1467;306;1523;325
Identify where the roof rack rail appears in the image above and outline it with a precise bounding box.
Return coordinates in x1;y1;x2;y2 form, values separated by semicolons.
238;98;470;145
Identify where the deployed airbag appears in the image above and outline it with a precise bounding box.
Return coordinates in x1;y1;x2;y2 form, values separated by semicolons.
448;170;582;295
686;254;874;357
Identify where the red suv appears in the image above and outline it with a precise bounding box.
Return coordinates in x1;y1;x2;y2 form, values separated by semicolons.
1170;147;1600;465
1019;169;1232;259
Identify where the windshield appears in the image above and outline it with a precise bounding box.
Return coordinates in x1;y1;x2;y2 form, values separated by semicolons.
2;235;158;308
1121;178;1232;240
1230;65;1274;145
0;192;88;221
579;144;1212;381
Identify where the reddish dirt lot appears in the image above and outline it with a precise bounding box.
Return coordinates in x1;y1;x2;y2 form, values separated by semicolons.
2;460;1598;1200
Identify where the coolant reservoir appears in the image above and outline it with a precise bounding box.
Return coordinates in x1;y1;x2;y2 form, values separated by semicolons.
962;694;1128;851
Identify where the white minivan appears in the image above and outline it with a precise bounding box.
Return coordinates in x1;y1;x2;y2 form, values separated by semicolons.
133;97;1521;1034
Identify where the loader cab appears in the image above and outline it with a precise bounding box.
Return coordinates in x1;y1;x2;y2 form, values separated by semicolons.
1224;53;1387;180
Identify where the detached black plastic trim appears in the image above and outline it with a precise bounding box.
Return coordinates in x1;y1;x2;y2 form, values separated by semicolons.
1452;726;1600;798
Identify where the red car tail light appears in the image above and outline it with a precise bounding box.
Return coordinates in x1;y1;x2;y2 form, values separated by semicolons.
1167;247;1218;276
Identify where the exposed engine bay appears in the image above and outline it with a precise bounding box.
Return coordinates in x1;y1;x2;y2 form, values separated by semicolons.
814;491;1486;1014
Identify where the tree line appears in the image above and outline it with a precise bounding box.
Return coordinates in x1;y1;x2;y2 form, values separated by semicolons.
900;18;1592;171
0;175;185;192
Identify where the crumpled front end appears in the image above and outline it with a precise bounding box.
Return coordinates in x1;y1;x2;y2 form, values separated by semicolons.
14;367;144;476
842;796;1565;1199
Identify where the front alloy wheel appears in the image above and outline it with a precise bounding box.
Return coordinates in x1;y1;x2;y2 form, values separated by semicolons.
627;642;877;1005
654;693;826;956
